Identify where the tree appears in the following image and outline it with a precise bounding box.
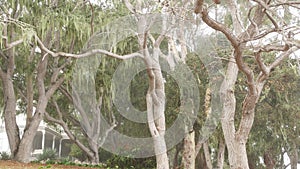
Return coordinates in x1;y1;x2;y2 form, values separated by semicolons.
0;0;97;162
195;0;300;168
250;60;300;168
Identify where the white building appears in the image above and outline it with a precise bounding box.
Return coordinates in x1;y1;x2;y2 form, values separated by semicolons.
0;114;71;159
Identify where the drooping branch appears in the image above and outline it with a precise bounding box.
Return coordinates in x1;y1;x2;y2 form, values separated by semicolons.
72;90;92;134
44;103;96;160
35;35;143;59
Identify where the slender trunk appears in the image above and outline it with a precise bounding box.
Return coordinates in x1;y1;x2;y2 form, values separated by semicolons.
25;53;34;132
196;151;209;169
182;131;195;169
172;144;181;169
145;48;169;169
220;0;247;167
220;55;240;168
136;8;169;166
216;139;225;169
288;142;298;169
263;151;275;169
203;141;212;169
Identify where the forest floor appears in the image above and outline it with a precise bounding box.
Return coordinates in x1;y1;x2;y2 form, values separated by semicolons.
0;160;104;169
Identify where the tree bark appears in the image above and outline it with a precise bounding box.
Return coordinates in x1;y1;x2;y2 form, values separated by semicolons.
203;141;212;169
14;56;50;162
182;131;195;169
0;23;20;158
145;47;169;169
0;72;20;157
288;141;298;169
216;138;225;169
263;151;275;169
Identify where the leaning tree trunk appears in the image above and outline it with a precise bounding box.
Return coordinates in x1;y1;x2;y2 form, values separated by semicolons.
14;55;50;162
14;51;64;162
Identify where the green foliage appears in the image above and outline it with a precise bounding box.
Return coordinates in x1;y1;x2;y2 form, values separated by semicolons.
0;151;11;160
37;149;57;162
246;59;300;167
106;155;156;169
69;143;88;162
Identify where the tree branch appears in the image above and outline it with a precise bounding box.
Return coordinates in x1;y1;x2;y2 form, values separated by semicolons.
3;38;23;50
269;1;300;8
46;77;65;99
254;52;269;77
270;46;299;69
44;109;95;160
257;44;289;52
124;0;136;14
35;35;143;59
201;8;239;48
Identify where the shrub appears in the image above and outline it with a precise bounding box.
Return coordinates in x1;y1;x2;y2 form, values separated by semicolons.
106;155;156;169
37;148;57;161
0;151;11;160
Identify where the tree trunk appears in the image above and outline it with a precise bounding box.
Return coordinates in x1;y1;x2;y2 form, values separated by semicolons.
288;141;298;169
263;151;275;169
196;151;209;169
14;112;44;162
203;141;212;169
172;143;182;169
14;52;63;163
216;139;225;169
145;48;169;169
87;137;99;164
0;27;20;158
1;73;20;157
182;131;195;169
220;0;249;167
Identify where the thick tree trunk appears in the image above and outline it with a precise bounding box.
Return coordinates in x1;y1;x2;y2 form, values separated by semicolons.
0;28;20;158
1;73;20;157
87;138;99;164
14;112;43;162
182;131;195;169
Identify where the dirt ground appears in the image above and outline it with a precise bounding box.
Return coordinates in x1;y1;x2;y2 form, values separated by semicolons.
0;160;103;169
